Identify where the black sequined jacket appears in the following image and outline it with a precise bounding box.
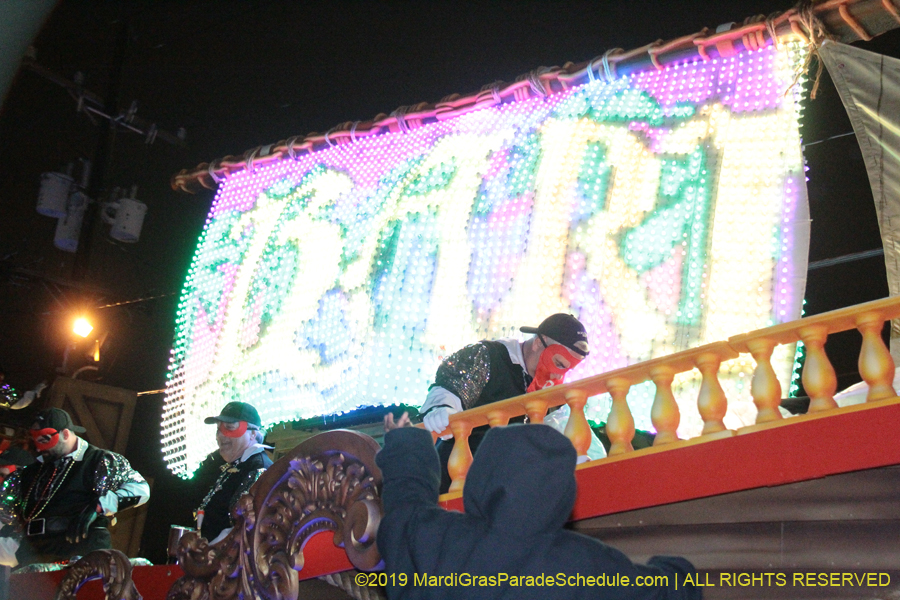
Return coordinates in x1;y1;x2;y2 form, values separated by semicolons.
197;446;272;541
0;437;150;530
431;340;532;411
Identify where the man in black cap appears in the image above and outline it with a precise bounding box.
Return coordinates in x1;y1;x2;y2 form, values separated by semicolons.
419;313;600;493
195;401;272;543
0;408;150;566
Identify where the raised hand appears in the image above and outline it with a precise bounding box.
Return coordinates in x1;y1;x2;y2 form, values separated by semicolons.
383;411;412;432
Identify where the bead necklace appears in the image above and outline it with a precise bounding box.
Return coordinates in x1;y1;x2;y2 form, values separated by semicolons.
23;457;75;522
196;459;240;518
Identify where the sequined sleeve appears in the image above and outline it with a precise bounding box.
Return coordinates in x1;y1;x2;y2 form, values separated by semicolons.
0;470;23;526
433;342;491;410
94;452;150;512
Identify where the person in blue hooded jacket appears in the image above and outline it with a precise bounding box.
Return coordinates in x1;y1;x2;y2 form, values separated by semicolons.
376;416;700;600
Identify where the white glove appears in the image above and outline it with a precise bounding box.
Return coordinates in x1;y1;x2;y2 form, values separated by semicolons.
423;406;459;435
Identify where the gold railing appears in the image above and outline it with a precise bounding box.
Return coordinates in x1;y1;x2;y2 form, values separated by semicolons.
430;296;900;493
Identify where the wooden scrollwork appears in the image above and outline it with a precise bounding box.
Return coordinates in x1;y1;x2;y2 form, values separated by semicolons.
54;549;141;600
168;429;383;600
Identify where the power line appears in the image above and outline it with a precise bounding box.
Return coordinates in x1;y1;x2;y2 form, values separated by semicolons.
802;131;856;148
94;291;178;310
808;248;884;270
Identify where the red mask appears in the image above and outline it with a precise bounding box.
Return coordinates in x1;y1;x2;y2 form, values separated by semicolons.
218;421;248;438
30;428;60;451
527;343;583;393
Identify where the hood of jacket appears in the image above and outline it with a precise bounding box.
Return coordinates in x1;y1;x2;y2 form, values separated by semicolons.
462;424;577;537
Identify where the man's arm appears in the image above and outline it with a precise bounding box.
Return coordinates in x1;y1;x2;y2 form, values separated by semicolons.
0;470;23;526
94;452;150;515
376;427;452;598
429;343;491;412
0;471;25;565
419;387;462;436
376;427;441;514
419;386;463;416
419;342;492;433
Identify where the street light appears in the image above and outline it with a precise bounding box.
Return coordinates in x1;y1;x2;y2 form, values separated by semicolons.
73;317;93;338
64;317;103;378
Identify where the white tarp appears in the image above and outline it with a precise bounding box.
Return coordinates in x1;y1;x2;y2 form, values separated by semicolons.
820;41;900;361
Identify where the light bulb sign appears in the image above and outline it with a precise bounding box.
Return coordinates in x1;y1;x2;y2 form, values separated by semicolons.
164;43;810;477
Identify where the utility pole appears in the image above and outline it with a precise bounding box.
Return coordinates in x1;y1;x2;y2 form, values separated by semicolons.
72;18;128;282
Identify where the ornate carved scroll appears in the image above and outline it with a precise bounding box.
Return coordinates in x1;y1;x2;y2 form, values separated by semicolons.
168;429;383;600
54;549;141;600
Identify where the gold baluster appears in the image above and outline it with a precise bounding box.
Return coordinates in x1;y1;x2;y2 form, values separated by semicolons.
746;339;783;424
798;325;837;412
606;377;635;455
447;420;473;493
650;365;680;445
696;352;728;434
485;409;510;428
564;389;592;457
524;399;549;424
857;313;897;402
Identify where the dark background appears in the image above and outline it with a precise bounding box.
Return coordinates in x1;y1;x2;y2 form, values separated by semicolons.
0;0;896;563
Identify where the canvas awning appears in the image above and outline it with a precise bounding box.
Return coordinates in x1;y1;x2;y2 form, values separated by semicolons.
820;40;900;360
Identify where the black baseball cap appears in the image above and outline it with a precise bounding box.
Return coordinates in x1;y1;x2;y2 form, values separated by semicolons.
33;407;86;434
520;313;590;358
204;401;262;428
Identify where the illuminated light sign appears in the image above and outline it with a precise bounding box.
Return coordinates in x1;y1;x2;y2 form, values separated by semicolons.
164;43;809;477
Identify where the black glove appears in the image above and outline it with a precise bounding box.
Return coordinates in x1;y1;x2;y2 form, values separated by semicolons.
66;503;100;544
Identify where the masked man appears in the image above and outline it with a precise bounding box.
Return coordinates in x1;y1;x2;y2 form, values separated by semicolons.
419;313;603;493
0;408;150;566
195;401;272;544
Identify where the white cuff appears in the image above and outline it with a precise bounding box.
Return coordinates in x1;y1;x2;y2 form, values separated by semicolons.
0;537;19;567
98;491;118;515
421;386;463;414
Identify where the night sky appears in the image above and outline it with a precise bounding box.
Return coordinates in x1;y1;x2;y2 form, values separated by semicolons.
0;0;897;563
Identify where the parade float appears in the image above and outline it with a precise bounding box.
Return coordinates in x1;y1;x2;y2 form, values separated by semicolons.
13;0;900;597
